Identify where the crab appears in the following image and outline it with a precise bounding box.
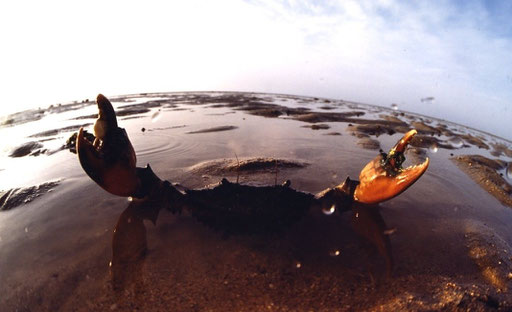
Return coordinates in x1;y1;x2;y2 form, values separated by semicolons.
76;94;429;282
76;94;429;217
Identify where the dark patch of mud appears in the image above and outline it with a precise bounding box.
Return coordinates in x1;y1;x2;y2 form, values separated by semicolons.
452;155;512;207
245;108;284;118
460;134;489;150
146;125;187;132
346;123;409;137
350;132;370;139
319;105;336;110
357;137;381;150
120;115;146;121
435;123;457;137
72;113;98;120
0;180;60;211
459;155;507;170
1;102;93;128
110;97;136;103
182;94;310;118
29;123;92;138
237;104;310;118
205;112;236;116
302;124;330;130
186;126;238;134
73;108;150;120
117;101;164;112
411;121;441;135
65;93;462;146
379;114;404;124
410;135;455;150
490;143;512;158
74;102;165;120
115;107;151;117
132;100;175;108
293;111;365;123
189;157;309;177
9;142;45;157
1;110;44;127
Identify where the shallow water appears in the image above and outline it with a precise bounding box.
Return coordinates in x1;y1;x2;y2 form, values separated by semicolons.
0;92;511;311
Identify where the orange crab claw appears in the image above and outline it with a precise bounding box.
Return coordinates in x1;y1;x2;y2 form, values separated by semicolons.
353;129;429;204
76;94;139;197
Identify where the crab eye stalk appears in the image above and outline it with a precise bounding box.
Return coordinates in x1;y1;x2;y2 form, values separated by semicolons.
353;130;429;204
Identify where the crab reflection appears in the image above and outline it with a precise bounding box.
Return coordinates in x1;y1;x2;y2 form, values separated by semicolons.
110;184;394;291
111;181;172;291
350;202;393;279
111;201;148;291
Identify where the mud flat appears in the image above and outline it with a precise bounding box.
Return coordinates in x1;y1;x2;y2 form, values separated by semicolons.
188;157;309;176
9;141;45;157
452;155;512;207
1;92;512;311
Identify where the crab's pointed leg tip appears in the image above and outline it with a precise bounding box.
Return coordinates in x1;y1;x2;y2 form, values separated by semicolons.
393;129;417;153
96;93;114;110
354;131;429;204
422;157;430;170
97;93;107;103
76;127;84;150
94;94;118;128
416;156;430;170
405;129;417;141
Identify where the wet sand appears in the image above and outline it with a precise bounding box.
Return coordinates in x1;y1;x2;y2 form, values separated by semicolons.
1;92;512;311
452;155;512;207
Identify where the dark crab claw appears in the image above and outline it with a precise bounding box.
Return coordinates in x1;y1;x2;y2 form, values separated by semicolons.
76;94;140;197
353;129;429;204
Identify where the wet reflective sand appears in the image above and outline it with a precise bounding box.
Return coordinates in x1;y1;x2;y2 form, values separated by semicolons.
1;92;511;310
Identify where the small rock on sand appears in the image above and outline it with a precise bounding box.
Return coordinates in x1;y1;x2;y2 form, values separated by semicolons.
302;124;330;130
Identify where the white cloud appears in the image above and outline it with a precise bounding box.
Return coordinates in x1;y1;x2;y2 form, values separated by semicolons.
243;0;511;138
0;0;510;139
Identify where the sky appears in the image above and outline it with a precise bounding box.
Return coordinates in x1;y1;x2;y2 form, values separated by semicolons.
0;0;511;140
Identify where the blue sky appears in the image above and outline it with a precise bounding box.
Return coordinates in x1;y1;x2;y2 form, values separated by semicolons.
0;0;511;139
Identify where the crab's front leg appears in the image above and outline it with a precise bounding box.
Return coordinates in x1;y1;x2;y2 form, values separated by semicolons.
76;94;140;197
354;129;429;204
315;130;429;210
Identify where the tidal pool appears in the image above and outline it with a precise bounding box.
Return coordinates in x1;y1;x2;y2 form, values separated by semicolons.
1;92;511;311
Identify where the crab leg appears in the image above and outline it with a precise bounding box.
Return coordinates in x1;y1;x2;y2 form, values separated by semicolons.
76;94;140;197
353;130;429;204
